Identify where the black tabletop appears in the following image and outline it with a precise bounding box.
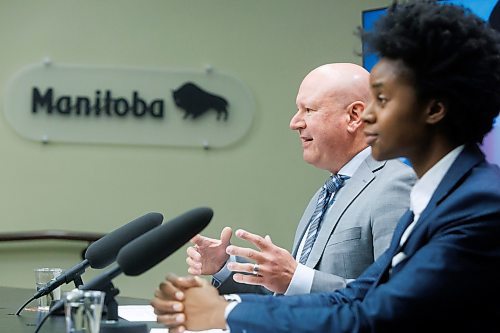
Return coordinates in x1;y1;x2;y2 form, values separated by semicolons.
0;286;161;333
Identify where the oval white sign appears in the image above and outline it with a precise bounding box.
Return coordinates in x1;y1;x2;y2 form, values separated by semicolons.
4;62;255;148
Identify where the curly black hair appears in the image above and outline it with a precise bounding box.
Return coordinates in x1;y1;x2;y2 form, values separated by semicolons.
363;0;500;144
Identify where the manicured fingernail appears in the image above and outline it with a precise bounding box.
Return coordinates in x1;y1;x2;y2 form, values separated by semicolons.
176;314;185;322
173;303;182;311
175;291;184;300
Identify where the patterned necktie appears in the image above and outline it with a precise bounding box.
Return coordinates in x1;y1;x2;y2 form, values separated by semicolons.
299;174;347;265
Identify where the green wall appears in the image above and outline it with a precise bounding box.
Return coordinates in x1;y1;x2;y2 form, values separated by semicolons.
0;0;391;299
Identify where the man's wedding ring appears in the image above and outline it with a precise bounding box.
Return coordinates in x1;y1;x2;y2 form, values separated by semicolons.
252;263;260;276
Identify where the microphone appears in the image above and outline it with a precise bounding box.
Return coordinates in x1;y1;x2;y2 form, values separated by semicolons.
16;212;163;315
85;212;164;269
118;206;213;276
46;207;213;315
35;212;163;297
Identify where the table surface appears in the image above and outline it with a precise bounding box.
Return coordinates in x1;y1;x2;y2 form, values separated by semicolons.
0;286;161;333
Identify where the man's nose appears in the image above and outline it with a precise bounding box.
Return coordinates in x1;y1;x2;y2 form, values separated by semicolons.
290;112;305;130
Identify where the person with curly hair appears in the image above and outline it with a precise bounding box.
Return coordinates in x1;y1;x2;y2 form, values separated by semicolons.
150;1;500;332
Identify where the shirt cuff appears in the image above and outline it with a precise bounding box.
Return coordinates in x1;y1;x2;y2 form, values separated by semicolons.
223;294;241;330
284;263;314;295
213;255;237;287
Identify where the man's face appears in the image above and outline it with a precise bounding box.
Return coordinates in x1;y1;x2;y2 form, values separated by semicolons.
290;73;350;173
362;58;428;163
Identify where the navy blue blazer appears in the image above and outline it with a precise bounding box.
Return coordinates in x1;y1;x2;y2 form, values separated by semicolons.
228;144;500;333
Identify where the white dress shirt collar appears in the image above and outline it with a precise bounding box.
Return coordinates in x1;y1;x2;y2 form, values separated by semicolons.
337;147;371;177
393;145;464;267
410;145;464;221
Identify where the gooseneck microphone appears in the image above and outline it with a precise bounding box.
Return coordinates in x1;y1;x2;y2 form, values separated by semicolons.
15;212;163;315
41;207;213;320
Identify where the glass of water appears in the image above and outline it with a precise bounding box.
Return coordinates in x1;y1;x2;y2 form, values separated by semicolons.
64;289;105;333
34;267;63;311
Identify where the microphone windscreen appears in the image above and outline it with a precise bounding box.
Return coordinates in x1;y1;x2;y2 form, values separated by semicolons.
117;207;213;276
85;212;163;269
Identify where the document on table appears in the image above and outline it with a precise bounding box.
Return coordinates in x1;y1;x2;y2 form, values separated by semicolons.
118;305;227;333
119;305;157;322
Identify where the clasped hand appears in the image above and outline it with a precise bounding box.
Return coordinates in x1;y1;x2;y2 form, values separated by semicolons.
151;274;227;333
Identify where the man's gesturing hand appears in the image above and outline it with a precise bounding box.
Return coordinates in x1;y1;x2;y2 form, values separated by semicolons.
226;229;298;294
186;227;233;275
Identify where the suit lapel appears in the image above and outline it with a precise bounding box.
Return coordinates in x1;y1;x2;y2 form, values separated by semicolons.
395;144;484;250
372;209;415;285
292;191;321;257
373;144;485;285
306;156;386;267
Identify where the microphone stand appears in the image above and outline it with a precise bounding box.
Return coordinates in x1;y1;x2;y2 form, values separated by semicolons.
99;281;148;333
16;274;85;316
73;275;84;288
34;267;148;333
48;275;86;316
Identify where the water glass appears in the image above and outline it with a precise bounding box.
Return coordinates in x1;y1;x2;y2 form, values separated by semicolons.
64;289;105;333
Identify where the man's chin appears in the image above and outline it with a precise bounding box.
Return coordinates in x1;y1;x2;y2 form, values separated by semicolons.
303;154;318;167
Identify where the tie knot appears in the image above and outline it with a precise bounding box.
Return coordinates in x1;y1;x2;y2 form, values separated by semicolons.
324;174;348;194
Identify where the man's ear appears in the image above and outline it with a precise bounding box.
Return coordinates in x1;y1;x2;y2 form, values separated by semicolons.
346;101;364;133
426;100;447;125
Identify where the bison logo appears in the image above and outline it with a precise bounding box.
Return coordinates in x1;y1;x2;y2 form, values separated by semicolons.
172;82;229;121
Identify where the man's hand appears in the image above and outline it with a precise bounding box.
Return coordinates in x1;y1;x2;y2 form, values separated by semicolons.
151;274;228;332
186;227;233;275
226;229;298;294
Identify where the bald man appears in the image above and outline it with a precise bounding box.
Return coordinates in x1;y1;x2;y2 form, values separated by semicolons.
186;63;416;295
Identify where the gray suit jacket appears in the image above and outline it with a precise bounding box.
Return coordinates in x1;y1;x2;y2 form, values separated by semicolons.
217;156;416;295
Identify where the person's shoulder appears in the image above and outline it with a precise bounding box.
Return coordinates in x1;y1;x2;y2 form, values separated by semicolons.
354;156;415;194
374;158;416;182
475;159;500;177
465;160;500;196
439;160;500;220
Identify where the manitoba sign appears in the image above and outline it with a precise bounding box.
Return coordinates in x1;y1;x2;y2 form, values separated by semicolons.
4;62;255;148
